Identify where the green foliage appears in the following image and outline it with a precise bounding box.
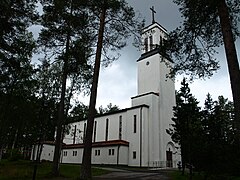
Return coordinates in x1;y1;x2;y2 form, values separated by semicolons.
166;0;240;146
168;78;238;176
68;102;90;123
98;103;121;115
167;78;201;169
82;0;144;66
166;0;239;78
6;149;23;161
0;0;47;154
38;1;94;175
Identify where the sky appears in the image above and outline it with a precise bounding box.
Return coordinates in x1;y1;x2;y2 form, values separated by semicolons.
80;0;240;109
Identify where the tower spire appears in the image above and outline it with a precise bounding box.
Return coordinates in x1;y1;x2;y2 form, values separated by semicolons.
150;6;156;24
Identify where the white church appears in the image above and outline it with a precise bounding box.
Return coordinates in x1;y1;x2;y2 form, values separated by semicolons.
35;19;181;168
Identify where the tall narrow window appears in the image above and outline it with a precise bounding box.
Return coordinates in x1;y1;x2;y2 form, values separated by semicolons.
119;116;122;140
149;35;153;50
160;36;163;46
83;123;86;141
93;121;97;142
144;37;148;52
133;115;137;133
133;151;136;159
105;118;109;141
73;151;77;156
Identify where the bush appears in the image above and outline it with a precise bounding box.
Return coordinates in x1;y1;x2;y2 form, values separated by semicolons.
6;149;23;161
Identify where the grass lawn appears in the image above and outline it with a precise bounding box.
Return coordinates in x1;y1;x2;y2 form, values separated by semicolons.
0;160;109;179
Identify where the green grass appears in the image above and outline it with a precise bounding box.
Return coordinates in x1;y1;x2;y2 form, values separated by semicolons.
0;160;109;179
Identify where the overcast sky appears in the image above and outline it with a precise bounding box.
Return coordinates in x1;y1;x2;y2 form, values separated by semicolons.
80;0;240;109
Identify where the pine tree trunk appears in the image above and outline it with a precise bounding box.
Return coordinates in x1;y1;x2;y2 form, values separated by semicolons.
52;1;73;175
52;67;67;176
217;0;240;144
80;4;106;180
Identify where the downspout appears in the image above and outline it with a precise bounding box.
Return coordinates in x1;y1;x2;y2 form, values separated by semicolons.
148;107;150;168
140;107;143;167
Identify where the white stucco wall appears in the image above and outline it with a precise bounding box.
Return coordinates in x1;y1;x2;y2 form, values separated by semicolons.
137;54;162;95
61;145;129;165
61;148;82;164
132;93;160;166
32;144;55;162
158;58;176;164
64;111;130;145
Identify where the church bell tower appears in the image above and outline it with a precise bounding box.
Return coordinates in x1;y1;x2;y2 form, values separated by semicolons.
137;7;170;95
131;7;177;167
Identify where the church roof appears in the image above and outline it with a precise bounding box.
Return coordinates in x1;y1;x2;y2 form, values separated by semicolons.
95;104;149;118
131;92;159;99
67;104;149;124
141;22;167;34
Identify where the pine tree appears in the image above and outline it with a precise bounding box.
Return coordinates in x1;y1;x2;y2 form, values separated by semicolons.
79;1;143;179
0;0;38;161
39;0;93;175
167;0;240;142
167;78;201;176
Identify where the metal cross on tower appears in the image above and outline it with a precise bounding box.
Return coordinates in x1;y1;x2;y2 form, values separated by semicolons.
150;6;156;24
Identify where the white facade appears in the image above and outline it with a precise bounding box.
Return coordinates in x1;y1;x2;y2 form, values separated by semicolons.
38;21;181;168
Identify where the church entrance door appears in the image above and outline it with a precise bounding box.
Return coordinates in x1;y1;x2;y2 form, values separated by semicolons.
166;149;173;167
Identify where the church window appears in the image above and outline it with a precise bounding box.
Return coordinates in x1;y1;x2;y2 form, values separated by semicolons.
133;151;136;159
95;149;100;156
133;115;137;133
144;37;148;52
83;123;86;140
149;35;153;50
72;151;77;156
63;151;67;156
109;149;115;156
119;116;122;140
93;121;97;142
105;118;109;141
160;36;163;46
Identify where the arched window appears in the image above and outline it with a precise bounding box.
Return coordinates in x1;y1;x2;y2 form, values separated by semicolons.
149;35;153;50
